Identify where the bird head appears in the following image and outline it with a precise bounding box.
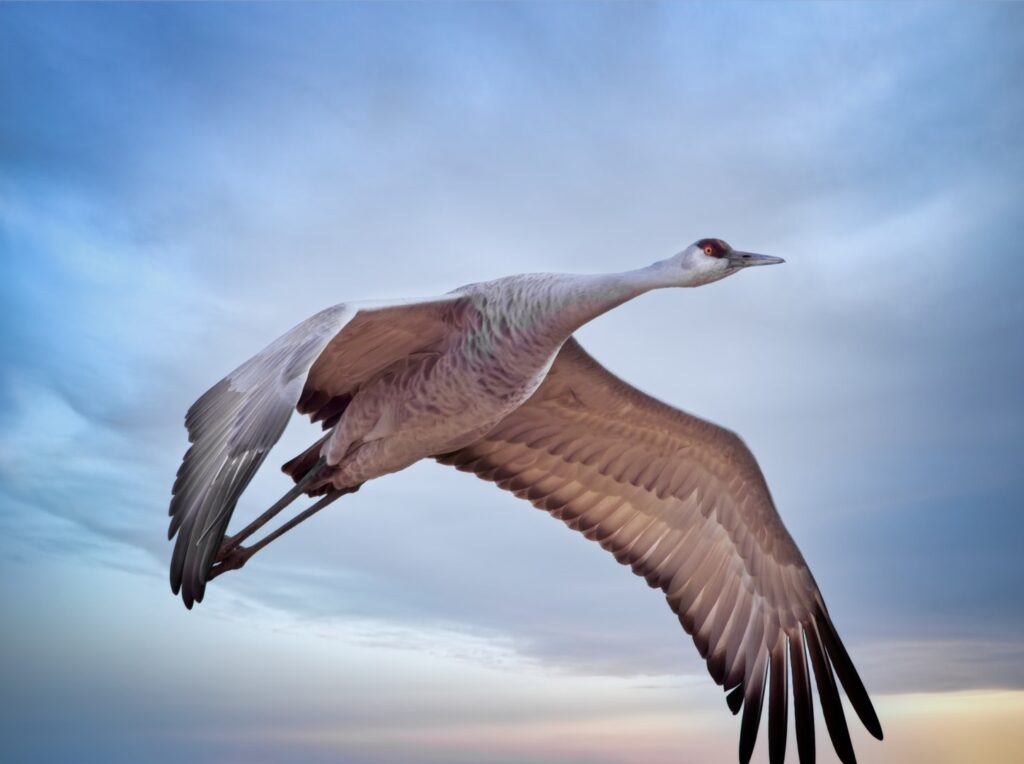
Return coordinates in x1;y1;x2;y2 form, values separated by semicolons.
670;238;785;286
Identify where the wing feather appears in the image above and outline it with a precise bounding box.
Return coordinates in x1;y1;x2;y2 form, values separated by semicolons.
739;642;769;764
437;336;880;762
768;635;790;764
791;627;817;763
807;621;857;764
169;305;355;607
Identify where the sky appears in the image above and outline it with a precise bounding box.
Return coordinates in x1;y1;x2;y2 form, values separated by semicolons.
1;2;1023;762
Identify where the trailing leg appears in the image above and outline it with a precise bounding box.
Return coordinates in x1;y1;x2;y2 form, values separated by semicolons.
216;456;329;554
209;482;363;580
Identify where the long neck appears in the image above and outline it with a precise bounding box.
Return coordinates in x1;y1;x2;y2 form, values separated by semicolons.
534;263;678;341
562;263;678;327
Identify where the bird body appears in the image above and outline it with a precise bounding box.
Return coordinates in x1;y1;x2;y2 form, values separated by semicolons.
167;239;882;764
302;270;651;491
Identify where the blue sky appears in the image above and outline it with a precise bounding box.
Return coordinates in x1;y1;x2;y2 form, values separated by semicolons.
2;3;1023;762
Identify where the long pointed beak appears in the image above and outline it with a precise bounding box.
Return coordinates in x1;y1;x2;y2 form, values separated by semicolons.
727;251;785;268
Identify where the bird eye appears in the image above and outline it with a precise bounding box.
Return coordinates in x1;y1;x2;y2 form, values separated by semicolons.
704;246;713;256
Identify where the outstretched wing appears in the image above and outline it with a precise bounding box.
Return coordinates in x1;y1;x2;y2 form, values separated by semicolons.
169;294;470;608
437;337;882;764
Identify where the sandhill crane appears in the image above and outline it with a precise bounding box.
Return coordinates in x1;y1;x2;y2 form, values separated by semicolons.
168;238;882;763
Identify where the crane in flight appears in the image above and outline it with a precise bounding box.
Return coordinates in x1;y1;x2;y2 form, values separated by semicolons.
168;238;882;763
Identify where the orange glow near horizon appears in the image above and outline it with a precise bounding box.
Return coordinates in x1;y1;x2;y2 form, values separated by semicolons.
254;689;1024;764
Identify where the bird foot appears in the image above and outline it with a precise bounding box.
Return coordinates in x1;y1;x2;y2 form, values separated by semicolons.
204;485;354;583
208;539;253;580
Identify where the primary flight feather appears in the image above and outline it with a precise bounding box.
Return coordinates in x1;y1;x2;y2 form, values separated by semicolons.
168;238;882;763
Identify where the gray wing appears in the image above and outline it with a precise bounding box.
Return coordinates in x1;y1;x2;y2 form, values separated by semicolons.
169;294;470;608
168;304;357;608
437;337;882;764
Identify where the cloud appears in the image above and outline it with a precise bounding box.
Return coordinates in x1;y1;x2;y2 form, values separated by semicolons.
1;8;1023;762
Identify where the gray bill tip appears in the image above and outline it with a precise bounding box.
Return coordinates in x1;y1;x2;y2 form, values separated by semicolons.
730;251;785;267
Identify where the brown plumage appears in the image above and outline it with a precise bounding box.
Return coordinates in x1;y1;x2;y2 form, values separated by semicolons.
437;337;882;763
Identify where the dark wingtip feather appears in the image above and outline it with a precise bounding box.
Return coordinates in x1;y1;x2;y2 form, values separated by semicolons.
816;607;884;740
806;623;857;764
738;657;768;764
790;629;815;764
726;683;744;715
768;640;788;764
